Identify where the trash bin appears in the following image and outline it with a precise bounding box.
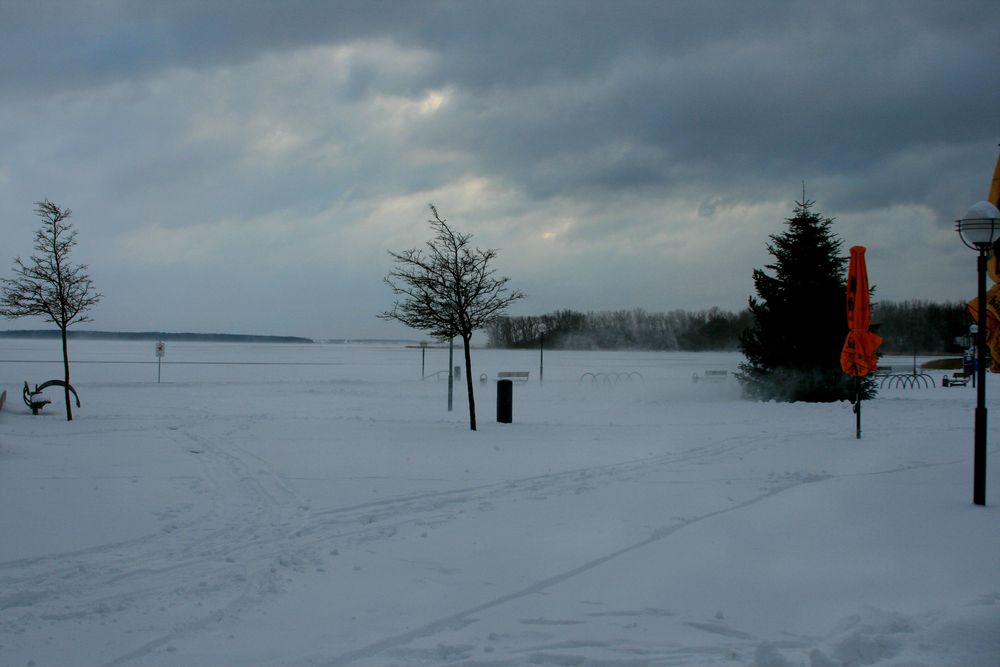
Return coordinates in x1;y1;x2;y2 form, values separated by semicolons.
497;379;513;423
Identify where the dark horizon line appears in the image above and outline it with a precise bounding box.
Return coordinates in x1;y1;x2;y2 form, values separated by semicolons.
0;329;428;345
0;329;312;343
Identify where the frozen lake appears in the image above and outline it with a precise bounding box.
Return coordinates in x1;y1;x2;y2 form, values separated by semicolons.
1;337;747;385
0;339;997;666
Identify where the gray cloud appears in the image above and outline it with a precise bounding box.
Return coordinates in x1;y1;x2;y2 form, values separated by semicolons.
0;1;997;338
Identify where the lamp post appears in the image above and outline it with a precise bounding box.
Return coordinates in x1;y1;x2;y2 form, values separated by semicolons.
539;323;547;384
956;200;1000;506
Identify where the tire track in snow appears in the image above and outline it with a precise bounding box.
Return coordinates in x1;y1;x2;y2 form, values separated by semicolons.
310;475;823;667
304;456;968;666
0;420;317;658
0;425;750;666
3;404;958;667
0;424;837;666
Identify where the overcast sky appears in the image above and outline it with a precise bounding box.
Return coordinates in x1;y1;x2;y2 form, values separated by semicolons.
1;1;998;340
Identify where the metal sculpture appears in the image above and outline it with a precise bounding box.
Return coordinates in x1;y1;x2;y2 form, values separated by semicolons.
23;380;81;415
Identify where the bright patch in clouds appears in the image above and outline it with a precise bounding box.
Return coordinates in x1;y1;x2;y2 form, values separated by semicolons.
419;89;449;114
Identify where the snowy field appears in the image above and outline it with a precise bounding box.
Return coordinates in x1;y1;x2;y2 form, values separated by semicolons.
0;339;997;667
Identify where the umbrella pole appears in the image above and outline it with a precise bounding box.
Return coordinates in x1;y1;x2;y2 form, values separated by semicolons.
855;376;862;439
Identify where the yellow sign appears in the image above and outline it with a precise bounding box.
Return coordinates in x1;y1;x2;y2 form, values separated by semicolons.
969;283;1000;372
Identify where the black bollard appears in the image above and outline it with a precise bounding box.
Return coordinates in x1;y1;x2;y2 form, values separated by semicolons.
497;379;513;423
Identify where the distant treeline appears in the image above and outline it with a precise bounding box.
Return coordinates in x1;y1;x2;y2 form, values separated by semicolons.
0;330;313;344
872;300;969;354
486;308;753;351
487;301;971;353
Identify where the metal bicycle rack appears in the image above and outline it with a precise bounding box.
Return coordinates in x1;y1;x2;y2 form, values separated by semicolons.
877;372;936;389
578;371;644;385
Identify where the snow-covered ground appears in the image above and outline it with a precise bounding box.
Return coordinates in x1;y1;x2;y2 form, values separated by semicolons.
0;339;997;667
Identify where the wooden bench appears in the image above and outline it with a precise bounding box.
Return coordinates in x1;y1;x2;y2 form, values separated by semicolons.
692;370;728;383
497;371;530;383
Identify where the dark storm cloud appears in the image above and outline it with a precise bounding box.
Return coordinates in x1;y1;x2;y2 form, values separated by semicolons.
1;2;757;93
5;2;995;200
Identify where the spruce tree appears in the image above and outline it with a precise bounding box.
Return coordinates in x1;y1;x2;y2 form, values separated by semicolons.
738;199;858;402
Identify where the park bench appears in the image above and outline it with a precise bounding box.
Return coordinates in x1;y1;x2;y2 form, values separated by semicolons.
497;371;530;383
692;370;728;383
23;380;81;415
942;372;970;387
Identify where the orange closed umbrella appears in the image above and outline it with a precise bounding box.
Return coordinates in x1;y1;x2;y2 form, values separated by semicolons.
841;246;882;438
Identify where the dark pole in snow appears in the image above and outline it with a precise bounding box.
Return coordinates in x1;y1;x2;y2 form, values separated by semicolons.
855;376;861;439
447;336;454;412
539;329;544;384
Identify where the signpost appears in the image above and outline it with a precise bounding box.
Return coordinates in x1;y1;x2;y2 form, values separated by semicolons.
155;341;165;383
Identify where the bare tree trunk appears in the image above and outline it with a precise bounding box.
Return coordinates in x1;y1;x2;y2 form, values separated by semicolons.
462;334;476;431
60;324;73;421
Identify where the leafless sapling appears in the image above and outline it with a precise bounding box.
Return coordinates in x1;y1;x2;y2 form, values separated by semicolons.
380;205;524;430
0;200;101;420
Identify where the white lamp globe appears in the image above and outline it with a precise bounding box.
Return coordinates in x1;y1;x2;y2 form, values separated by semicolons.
957;201;1000;249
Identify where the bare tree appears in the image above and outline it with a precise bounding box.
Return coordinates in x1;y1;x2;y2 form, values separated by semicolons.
381;205;524;430
0;200;101;420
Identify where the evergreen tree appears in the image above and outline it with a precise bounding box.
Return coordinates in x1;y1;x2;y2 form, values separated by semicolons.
738;199;860;401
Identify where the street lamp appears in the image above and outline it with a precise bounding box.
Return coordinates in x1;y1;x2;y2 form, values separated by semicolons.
538;323;547;384
956;200;1000;506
